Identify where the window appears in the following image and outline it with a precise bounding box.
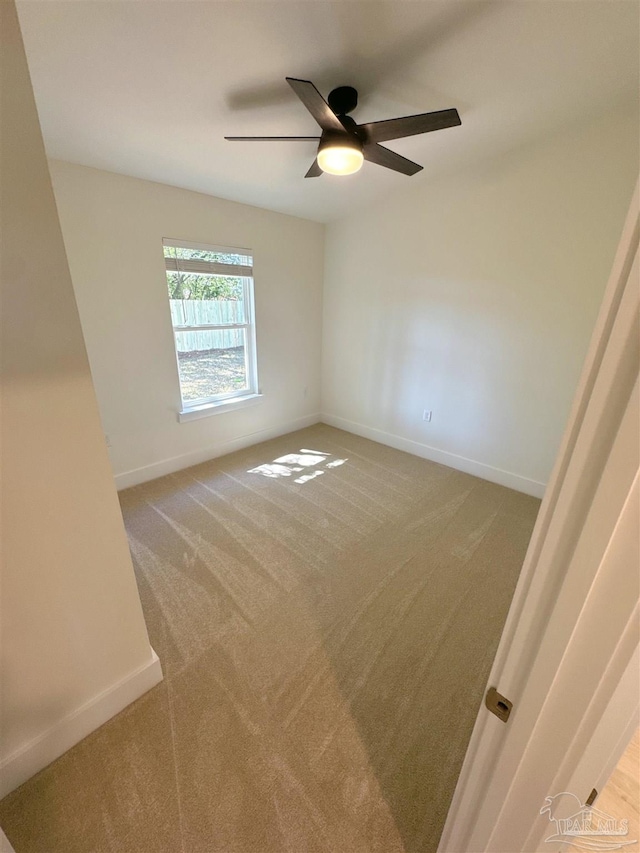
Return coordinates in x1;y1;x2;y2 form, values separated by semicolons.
163;239;259;416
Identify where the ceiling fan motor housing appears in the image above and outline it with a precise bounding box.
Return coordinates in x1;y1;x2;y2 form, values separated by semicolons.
327;85;358;116
320;125;363;151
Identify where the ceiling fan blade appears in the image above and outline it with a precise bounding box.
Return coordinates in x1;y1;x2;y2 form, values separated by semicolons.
359;108;461;143
225;136;320;141
363;143;423;176
286;78;345;133
305;159;323;178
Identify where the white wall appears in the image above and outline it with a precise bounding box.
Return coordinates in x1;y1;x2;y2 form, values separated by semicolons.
322;106;638;496
0;0;160;798
49;161;325;489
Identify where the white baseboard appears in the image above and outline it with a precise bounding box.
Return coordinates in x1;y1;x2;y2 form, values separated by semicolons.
0;649;163;799
321;413;546;498
114;413;322;490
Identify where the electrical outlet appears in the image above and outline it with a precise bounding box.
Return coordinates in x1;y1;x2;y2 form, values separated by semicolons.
422;410;432;422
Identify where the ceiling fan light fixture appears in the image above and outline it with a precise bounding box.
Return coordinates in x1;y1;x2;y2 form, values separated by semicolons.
317;138;363;176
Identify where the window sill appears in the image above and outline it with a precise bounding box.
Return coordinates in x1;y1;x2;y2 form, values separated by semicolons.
178;393;263;423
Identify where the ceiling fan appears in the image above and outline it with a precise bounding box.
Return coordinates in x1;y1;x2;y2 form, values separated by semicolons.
225;77;461;178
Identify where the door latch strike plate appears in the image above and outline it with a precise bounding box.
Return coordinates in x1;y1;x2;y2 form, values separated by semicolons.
485;687;513;723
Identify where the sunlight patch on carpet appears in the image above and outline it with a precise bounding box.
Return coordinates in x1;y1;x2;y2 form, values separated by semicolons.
248;449;348;484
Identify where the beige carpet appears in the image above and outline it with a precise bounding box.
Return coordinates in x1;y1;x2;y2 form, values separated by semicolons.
0;424;539;852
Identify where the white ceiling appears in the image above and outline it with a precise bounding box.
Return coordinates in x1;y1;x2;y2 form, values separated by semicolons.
17;0;639;223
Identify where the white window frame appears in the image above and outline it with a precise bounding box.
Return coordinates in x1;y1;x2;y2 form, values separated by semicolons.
163;238;260;420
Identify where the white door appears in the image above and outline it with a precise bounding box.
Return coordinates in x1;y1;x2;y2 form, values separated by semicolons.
439;184;639;853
